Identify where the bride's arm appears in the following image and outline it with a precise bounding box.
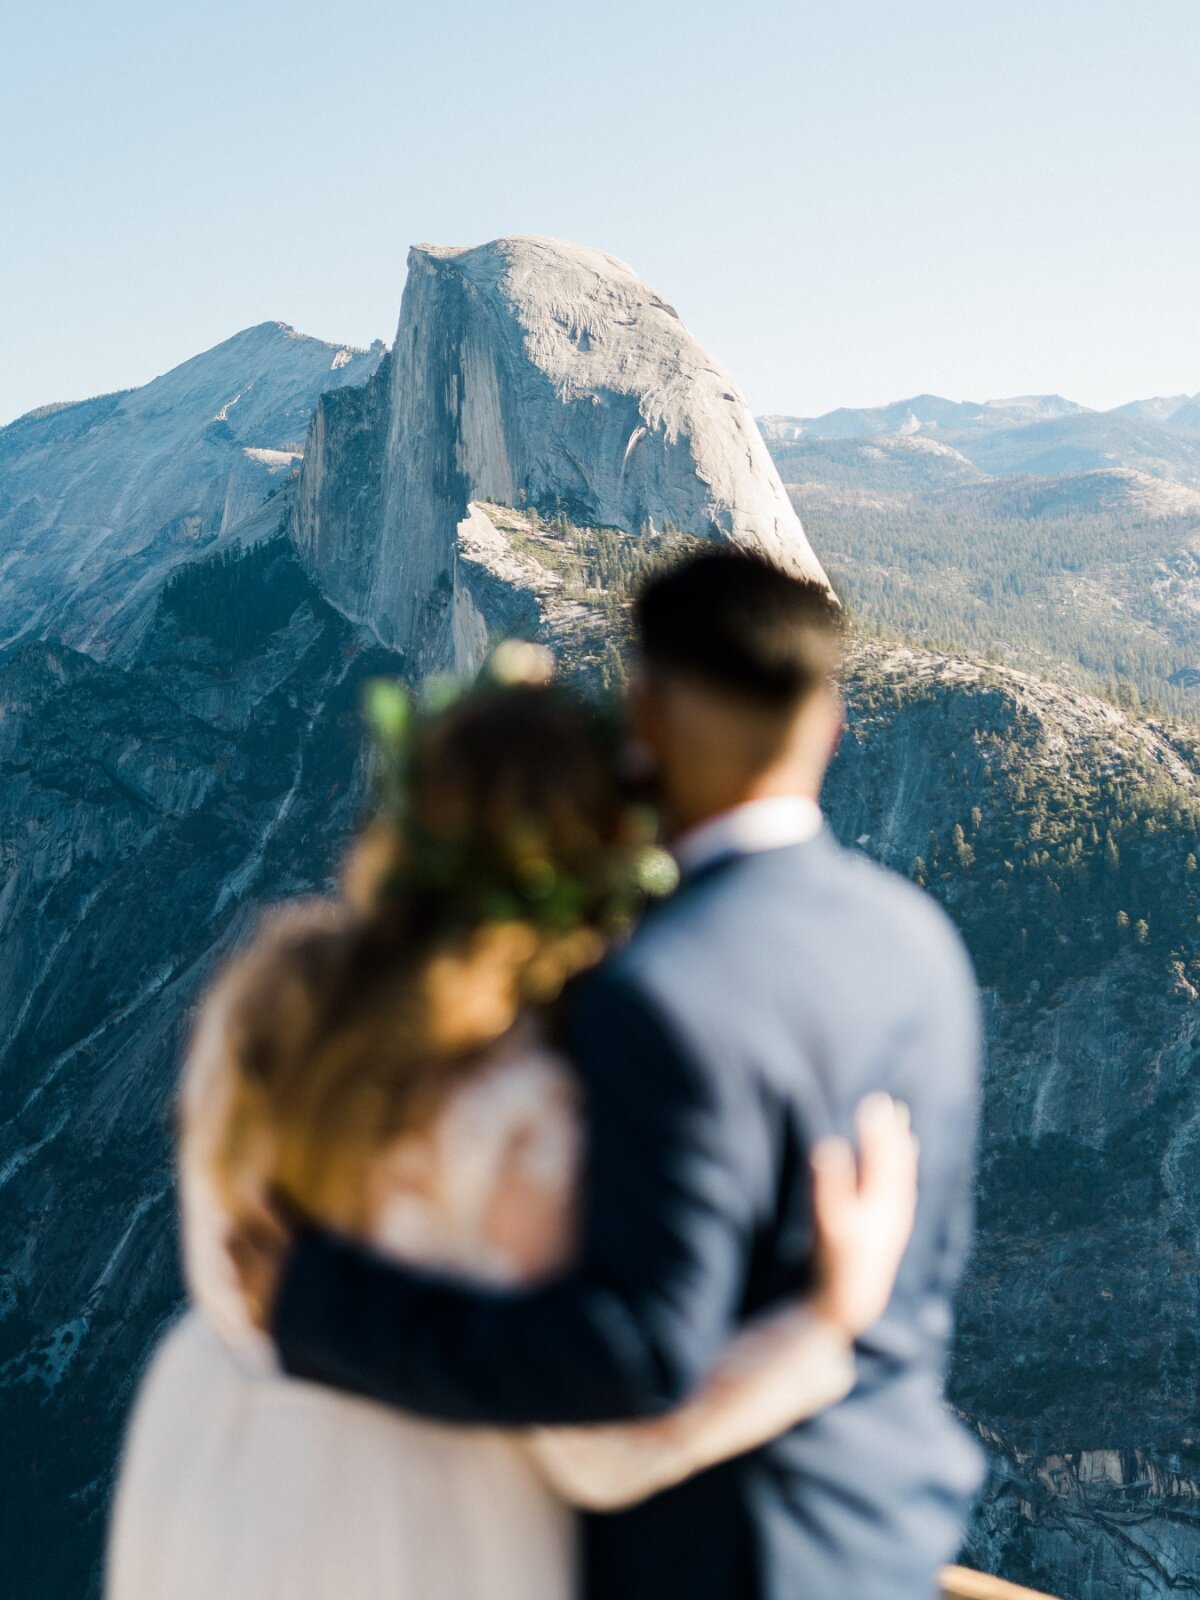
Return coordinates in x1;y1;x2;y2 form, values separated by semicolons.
525;1302;854;1509
524;1095;918;1510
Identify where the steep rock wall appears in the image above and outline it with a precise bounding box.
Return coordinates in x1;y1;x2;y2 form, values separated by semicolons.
290;237;826;670
0;324;383;659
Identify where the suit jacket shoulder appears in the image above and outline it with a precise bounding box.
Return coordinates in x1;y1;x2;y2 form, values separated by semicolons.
604;830;975;1037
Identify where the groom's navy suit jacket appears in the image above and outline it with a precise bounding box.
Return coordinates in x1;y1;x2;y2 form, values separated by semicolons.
276;830;985;1600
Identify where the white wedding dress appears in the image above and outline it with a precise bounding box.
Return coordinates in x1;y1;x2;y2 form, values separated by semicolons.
108;979;855;1600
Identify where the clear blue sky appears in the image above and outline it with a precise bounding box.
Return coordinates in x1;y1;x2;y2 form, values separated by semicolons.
4;1;1200;425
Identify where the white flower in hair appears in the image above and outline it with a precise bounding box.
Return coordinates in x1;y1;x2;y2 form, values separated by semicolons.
488;640;557;688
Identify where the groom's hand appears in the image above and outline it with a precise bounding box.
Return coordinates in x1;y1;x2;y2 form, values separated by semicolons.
227;1191;297;1332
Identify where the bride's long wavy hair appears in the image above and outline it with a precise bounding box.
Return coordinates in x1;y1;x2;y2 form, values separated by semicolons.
194;674;659;1234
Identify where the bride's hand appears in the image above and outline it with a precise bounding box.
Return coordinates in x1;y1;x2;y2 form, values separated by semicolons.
807;1094;919;1339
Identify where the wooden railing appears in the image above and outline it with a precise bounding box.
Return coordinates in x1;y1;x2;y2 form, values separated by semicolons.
941;1567;1060;1600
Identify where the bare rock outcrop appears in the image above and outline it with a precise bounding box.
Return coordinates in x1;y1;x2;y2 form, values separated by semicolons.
291;236;826;671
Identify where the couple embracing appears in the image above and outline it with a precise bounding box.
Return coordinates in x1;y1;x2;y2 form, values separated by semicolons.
109;549;984;1600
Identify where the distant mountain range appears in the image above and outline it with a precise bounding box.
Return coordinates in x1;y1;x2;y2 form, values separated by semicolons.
761;392;1200;486
756;391;1200;719
760;389;1200;443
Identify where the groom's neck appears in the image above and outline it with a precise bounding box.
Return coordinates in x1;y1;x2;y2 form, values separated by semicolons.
639;674;839;838
666;770;820;838
656;702;834;840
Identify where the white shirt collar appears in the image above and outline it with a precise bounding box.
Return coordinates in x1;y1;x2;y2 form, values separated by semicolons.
672;795;824;879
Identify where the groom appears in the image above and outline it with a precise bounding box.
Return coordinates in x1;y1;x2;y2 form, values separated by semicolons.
238;549;984;1600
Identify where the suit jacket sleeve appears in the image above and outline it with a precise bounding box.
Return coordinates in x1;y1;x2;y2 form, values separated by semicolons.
272;964;758;1425
931;929;983;1292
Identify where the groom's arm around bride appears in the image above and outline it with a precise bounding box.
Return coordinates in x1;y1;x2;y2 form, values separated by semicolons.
242;551;985;1600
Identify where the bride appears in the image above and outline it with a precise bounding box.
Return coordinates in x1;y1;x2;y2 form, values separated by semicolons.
107;656;919;1600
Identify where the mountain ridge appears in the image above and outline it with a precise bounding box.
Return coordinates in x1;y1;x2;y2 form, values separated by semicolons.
760;389;1200;443
0;322;385;660
290;235;827;671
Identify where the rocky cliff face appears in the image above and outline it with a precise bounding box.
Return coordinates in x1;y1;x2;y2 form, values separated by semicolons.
290;237;826;671
0;324;383;659
0;539;400;1598
826;643;1200;1600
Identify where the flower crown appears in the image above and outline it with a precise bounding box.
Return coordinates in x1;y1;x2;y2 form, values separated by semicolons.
363;642;679;939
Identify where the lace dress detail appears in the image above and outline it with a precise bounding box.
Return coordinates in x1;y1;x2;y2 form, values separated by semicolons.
368;1024;581;1286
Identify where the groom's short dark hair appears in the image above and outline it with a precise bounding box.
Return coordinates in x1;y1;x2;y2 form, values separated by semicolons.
634;547;842;709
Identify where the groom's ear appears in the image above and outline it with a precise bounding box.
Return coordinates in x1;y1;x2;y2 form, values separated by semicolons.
797;685;845;780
